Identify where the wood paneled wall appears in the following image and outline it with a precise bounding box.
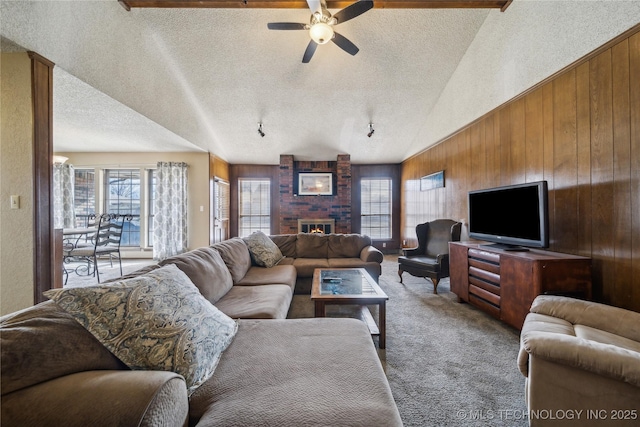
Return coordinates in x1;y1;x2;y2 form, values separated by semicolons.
401;28;640;311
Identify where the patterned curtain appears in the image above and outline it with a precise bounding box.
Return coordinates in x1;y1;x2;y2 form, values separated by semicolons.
53;163;75;228
153;162;188;260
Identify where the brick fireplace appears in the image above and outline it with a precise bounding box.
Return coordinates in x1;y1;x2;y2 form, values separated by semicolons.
279;154;351;234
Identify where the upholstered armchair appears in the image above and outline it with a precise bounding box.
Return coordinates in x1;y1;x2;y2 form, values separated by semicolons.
398;219;461;293
518;295;640;426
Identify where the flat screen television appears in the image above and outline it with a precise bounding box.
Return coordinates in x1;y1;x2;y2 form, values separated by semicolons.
468;181;549;251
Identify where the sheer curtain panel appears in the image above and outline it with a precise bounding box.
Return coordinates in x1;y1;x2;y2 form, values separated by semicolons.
153;162;188;260
53;163;75;228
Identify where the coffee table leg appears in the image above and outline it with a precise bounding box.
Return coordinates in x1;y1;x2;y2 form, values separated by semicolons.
379;301;386;349
315;301;326;317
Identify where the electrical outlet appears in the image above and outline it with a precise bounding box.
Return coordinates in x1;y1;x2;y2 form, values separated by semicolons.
402;239;407;246
382;242;386;248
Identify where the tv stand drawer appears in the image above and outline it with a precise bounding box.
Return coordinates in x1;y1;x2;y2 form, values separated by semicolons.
469;284;500;306
469;266;500;288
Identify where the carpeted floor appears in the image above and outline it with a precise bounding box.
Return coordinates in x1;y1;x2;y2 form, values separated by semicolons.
66;255;529;426
288;255;529;427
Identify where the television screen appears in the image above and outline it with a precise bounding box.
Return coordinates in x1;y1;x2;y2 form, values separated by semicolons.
468;181;549;250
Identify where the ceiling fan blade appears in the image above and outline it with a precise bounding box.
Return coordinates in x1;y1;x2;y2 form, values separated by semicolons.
302;40;318;63
306;0;322;15
332;32;359;56
332;0;374;25
267;22;307;30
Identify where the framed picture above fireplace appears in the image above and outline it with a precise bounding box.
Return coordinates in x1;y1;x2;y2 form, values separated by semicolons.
298;172;333;196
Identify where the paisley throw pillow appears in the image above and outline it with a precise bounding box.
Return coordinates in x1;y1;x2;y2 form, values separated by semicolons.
243;230;284;268
44;264;237;394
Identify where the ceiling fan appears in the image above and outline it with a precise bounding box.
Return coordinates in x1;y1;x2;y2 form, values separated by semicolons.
267;0;374;63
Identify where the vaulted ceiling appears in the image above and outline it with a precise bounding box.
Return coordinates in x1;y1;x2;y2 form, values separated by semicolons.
1;1;637;164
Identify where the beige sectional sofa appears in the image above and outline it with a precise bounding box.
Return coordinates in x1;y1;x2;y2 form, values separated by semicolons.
270;232;384;293
1;233;400;427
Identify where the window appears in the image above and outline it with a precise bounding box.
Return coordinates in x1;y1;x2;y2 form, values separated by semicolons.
360;178;392;239
105;169;141;247
73;169;95;227
238;179;271;238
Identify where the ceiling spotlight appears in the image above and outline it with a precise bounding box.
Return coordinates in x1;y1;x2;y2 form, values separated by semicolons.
367;123;375;138
258;123;265;137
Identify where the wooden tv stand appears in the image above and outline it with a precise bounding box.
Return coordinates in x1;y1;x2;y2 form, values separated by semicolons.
449;242;592;330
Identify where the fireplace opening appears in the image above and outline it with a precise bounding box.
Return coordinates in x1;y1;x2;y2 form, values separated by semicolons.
298;219;335;234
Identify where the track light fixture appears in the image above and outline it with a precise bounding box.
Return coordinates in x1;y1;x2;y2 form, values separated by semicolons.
367;123;375;138
258;123;265;137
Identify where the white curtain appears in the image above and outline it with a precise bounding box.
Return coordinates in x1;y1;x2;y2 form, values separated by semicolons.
53;163;75;228
153;162;188;260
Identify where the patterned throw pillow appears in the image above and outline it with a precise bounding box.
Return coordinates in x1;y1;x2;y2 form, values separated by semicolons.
43;264;237;394
243;230;284;268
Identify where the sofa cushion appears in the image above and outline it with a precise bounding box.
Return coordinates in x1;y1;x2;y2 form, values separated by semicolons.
44;264;238;394
1;301;125;396
269;234;298;258
211;238;252;283
327;233;371;258
292;258;330;277
573;325;640;354
398;255;439;272
327;258;369;269
189;318;403;427
234;265;297;291
296;233;328;258
243;231;284;268
214;285;293;320
276;257;295;266
159;246;233;304
327;258;382;279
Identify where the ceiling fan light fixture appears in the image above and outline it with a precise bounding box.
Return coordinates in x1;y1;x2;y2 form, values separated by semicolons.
309;23;334;44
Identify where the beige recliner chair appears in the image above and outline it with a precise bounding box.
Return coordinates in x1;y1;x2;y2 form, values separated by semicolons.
518;295;640;426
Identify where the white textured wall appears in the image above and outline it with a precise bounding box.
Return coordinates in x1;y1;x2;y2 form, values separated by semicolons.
407;0;640;157
1;52;34;315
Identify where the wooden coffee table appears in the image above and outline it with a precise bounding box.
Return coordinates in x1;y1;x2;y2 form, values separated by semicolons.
311;268;389;349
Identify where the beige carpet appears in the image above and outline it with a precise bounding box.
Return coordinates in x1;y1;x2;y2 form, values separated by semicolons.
288;255;528;427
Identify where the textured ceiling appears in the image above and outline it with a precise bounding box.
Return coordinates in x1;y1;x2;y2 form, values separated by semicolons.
1;0;494;164
5;1;638;166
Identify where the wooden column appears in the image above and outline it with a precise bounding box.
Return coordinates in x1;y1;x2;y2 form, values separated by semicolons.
28;52;55;303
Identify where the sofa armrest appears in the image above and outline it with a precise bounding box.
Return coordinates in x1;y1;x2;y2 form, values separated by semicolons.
518;313;640;388
360;245;383;263
1;370;189;427
530;295;640;342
